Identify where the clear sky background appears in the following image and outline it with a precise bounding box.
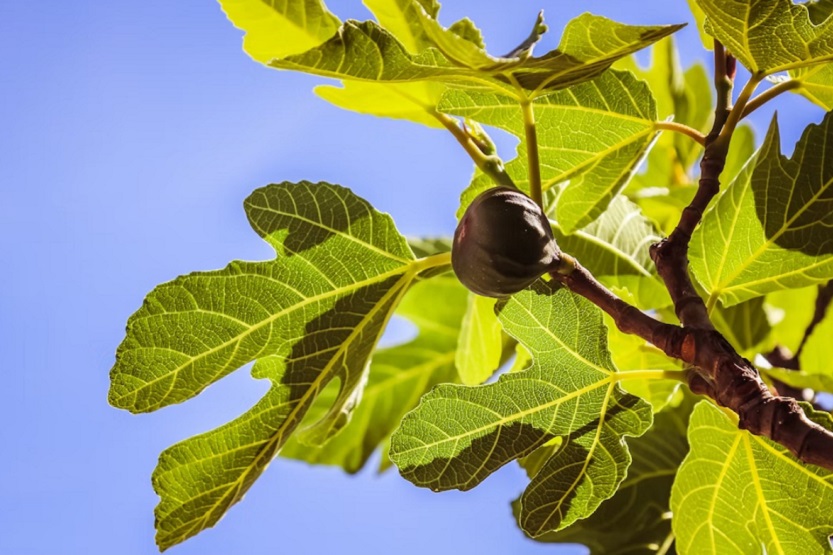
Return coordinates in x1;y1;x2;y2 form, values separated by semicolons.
0;2;825;554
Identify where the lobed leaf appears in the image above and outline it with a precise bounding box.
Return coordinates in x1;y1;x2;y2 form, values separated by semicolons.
109;182;424;549
390;282;652;530
510;15;684;94
314;0;449;127
281;275;465;472
526;394;693;553
695;0;833;74
518;392;653;536
218;0;340;63
552;196;670;310
268;10;679;129
711;296;772;356
446;70;657;230
606;320;681;412
616;37;711;191
691;113;833;307
671;401;833;554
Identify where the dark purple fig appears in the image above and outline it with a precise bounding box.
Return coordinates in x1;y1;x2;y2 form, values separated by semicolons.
452;187;561;297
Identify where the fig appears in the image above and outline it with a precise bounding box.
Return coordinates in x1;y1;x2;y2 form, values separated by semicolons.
452;187;561;297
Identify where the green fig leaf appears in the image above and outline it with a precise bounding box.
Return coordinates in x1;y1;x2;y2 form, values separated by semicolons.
691;113;833;307
218;0;340;63
110;182;430;549
695;0;833;74
447;70;658;231
281;275;465;472
671;401;833;554
390;282;652;531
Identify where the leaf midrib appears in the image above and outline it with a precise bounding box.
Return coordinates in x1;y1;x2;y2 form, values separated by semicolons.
712;158;833;297
116;263;413;409
157;269;416;547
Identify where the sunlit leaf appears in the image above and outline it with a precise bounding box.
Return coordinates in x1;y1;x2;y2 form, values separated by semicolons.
110;182;425;549
617;37;711;190
511;15;684;93
695;0;833;73
800;302;833;375
691;113;833;307
314;0;447;127
686;0;712;49
553;196;670;310
456;294;503;385
390;282;652;532
447;70;657;231
765;286;818;354
412;7;546;70
671;401;833;554
607;320;681;412
363;0;439;54
281;275;465;472
525;394;693;553
218;0;340;63
761;367;833;395
791;64;833;111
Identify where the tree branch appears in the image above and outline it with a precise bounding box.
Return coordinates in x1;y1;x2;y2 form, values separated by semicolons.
741;79;801;120
548;261;833;471
648;42;737;330
546;43;833;470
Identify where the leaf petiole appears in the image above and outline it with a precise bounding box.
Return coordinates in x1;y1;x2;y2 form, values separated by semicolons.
415;251;452;273
741;79;801;120
653;121;706;146
520;99;543;207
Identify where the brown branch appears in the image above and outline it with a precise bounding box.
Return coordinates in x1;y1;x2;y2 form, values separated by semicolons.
548;262;833;471
649;42;736;330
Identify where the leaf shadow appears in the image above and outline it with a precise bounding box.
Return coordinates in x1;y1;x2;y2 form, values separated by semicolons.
245;182;371;256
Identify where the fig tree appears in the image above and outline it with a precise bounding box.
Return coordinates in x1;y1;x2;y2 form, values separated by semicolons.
452;187;561;297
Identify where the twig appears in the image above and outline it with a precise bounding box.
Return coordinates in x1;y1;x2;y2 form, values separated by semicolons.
548;260;833;471
434;112;517;190
741;79;801;120
649;41;736;330
654;121;707;146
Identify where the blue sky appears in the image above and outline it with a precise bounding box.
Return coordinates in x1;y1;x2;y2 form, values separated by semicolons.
0;2;826;554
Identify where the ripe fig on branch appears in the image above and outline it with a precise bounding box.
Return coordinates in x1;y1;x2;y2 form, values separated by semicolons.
452;187;562;297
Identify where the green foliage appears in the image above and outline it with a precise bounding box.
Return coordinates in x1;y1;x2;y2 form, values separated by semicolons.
671;401;833;554
695;0;833;74
281;275;464;471
111;1;833;552
448;69;658;229
691;113;833;307
111;181;438;549
219;0;340;62
390;282;653;534
455;293;503;385
527;393;694;553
